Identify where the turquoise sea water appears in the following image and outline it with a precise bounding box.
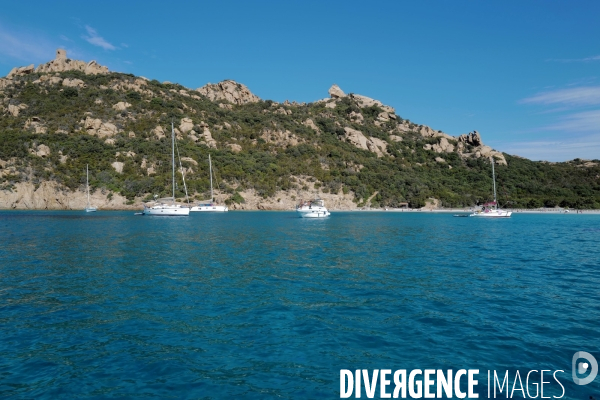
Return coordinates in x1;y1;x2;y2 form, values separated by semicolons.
0;211;599;399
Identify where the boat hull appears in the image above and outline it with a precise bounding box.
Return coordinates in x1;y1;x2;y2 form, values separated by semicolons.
190;205;228;212
85;207;97;213
144;205;190;216
298;211;330;218
296;207;330;218
469;210;512;218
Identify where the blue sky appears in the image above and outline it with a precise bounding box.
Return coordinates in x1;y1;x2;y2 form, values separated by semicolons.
1;1;599;161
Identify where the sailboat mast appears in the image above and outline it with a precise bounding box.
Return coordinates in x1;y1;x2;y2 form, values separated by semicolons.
172;122;175;205
491;157;497;209
209;154;213;202
86;164;90;206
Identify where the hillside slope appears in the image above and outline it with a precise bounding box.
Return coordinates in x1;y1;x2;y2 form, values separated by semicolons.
1;50;599;210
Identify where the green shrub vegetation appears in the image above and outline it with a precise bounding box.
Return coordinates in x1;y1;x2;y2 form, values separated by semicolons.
1;71;599;208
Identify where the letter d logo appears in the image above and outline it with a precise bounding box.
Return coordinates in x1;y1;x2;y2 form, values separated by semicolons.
572;351;598;385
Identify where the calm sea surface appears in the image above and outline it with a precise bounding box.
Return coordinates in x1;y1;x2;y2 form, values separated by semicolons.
0;211;599;399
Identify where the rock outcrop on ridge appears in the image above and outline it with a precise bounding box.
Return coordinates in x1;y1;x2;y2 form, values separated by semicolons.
196;80;260;105
7;49;109;78
317;84;507;165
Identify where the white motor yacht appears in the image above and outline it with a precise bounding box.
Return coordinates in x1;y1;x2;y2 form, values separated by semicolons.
296;198;330;218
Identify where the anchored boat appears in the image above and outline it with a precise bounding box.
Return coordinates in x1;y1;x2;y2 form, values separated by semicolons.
296;198;330;218
84;164;97;213
470;158;512;218
190;154;228;212
142;123;190;216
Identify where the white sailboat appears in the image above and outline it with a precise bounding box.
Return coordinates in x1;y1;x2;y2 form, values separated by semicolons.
190;154;228;212
142;123;190;216
470;157;512;218
84;164;97;212
296;198;330;218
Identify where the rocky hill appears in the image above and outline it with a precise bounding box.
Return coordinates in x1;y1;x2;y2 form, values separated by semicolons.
1;50;599;210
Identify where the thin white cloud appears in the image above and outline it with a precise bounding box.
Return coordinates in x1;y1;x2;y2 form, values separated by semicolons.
502;133;600;161
547;55;600;63
59;34;72;42
533;106;571;115
516;84;600;160
566;77;597;87
519;86;600;107
82;25;116;51
545;109;600;133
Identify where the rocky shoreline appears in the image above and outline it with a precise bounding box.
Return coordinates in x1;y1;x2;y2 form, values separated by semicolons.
0;181;358;211
1;182;597;214
2;182;599;212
